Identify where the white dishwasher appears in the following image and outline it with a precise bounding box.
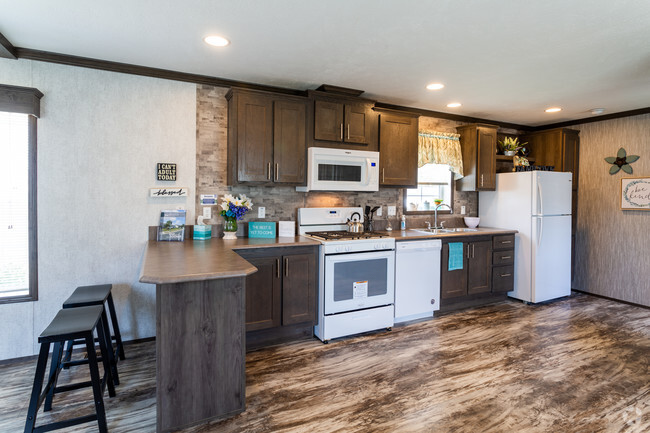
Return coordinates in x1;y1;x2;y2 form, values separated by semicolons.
394;239;442;323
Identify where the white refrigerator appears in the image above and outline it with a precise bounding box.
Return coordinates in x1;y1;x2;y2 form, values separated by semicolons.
479;171;572;303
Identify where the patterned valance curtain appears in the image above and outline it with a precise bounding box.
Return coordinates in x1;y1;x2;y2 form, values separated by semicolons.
418;131;464;179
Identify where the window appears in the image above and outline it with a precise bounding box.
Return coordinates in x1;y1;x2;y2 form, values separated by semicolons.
0;84;41;303
405;163;454;213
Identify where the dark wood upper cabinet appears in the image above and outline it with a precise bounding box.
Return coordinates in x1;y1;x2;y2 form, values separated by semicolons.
274;99;306;184
456;124;498;191
307;89;378;151
227;88;307;186
376;109;419;187
314;100;344;142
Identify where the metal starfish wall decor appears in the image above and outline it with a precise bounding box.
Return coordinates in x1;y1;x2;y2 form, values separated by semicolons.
605;148;639;174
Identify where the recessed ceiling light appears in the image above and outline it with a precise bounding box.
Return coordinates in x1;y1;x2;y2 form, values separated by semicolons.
426;83;445;90
545;107;562;113
204;35;230;47
590;108;605;115
447;102;462;108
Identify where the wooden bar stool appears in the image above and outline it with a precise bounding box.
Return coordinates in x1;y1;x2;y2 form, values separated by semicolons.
24;305;115;433
61;284;125;385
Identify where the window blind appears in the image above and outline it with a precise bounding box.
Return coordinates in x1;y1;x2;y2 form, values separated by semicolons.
0;111;29;297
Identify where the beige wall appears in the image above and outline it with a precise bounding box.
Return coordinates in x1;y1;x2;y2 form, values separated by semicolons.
0;59;197;360
573;114;650;306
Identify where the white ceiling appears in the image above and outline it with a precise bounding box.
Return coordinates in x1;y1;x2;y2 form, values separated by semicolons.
2;0;650;126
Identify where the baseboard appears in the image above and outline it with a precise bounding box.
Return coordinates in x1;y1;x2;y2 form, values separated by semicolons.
572;289;649;310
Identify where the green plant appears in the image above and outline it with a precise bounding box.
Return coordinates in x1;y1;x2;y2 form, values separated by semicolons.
498;137;527;152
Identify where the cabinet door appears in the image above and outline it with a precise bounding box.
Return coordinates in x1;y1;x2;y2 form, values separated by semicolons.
563;131;579;191
441;243;468;299
379;113;418;187
274;99;306;184
467;240;492;295
244;256;281;331
282;253;316;326
314;100;344;142
477;126;496;190
344;103;371;144
237;93;273;182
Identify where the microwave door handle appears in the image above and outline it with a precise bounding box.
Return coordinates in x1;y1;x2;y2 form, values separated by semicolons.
362;158;371;185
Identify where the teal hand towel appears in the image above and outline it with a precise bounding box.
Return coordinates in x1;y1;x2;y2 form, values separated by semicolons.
448;242;464;271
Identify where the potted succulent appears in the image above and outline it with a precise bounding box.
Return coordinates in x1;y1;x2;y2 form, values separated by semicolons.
498;137;527;156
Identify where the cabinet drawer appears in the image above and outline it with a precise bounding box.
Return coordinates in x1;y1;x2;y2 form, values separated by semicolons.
493;250;514;265
492;265;514;293
493;235;515;250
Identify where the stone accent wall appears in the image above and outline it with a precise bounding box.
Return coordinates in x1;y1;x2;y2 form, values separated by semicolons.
195;84;481;235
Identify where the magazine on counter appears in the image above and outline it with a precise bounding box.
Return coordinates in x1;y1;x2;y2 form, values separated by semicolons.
157;210;186;241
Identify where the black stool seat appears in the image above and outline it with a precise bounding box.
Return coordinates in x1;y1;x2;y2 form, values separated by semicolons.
24;305;115;433
63;284;111;307
40;305;104;342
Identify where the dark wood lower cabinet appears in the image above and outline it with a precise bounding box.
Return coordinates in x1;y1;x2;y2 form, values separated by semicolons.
236;246;317;350
440;235;512;312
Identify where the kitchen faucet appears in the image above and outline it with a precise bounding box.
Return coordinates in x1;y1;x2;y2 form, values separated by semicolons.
434;203;452;229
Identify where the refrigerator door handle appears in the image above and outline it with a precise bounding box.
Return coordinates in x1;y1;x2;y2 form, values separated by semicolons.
537;217;543;248
537;178;544;216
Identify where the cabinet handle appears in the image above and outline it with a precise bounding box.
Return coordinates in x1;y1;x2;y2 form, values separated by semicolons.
502;256;511;259
466;244;471;259
267;162;272;180
275;163;279;181
276;258;280;278
284;257;289;277
472;243;475;258
382;168;385;183
502;240;512;244
501;273;512;277
347;124;350;140
481;174;484;187
340;123;344;141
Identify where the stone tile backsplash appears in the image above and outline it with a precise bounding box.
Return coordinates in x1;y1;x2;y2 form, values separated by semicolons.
195;84;479;235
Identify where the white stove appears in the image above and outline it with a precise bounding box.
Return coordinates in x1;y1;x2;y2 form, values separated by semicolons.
298;207;395;342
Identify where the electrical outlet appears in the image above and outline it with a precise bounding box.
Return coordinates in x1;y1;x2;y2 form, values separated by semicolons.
387;205;396;216
258;207;266;218
461;206;466;215
376;206;382;217
203;207;211;219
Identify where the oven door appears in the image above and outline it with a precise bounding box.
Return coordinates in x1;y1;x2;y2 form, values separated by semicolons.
324;250;395;315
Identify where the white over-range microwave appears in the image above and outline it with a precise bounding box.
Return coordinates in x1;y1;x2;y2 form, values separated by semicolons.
296;147;380;192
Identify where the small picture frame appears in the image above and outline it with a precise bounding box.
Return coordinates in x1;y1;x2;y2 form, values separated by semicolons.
621;177;650;210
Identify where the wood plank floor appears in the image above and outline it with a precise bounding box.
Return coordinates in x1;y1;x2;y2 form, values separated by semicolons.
1;292;648;432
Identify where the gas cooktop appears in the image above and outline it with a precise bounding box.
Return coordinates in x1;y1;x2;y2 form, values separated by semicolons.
305;230;389;241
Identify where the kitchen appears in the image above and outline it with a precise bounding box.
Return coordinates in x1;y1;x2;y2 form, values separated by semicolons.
1;2;649;432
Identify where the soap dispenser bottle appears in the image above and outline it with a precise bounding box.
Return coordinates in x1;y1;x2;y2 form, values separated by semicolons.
400;215;406;231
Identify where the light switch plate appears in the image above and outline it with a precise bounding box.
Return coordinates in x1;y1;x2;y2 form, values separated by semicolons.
461;206;466;215
376;206;382;217
258;207;266;218
387;206;396;216
203;207;211;219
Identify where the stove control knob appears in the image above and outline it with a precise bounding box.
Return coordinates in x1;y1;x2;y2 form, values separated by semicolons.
346;246;351;252
336;246;343;253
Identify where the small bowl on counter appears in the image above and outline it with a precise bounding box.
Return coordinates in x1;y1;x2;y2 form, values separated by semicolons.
464;217;480;228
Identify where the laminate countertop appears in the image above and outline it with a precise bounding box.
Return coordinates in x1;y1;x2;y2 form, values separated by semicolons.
139;236;320;284
387;227;517;241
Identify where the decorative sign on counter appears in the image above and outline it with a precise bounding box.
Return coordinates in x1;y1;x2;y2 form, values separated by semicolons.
621;177;650;210
150;187;188;197
248;222;276;238
157;163;177;181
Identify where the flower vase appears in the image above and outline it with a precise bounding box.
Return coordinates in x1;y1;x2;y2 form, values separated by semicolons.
504;150;516;156
223;217;237;239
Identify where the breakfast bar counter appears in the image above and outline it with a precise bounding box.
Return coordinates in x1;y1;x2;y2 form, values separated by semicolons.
139;236;319;432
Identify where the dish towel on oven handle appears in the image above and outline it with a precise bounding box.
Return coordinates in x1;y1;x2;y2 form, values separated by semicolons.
448;242;464;271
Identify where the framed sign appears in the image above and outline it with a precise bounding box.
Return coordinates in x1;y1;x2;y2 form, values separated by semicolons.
621;177;650;210
157;163;176;181
150;187;188;197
